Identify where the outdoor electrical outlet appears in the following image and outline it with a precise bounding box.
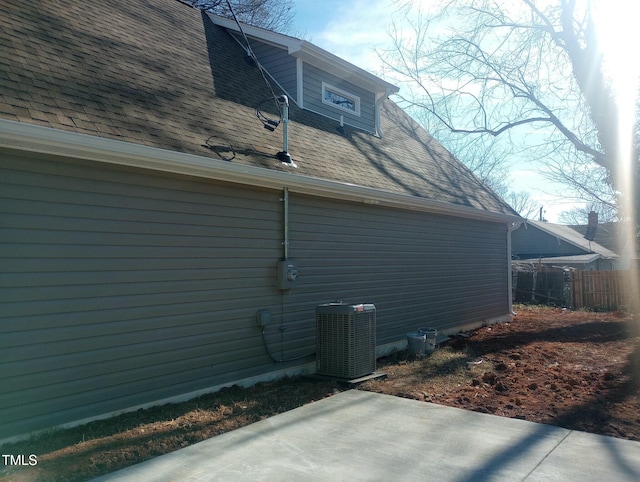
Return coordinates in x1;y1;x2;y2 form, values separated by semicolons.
256;309;271;327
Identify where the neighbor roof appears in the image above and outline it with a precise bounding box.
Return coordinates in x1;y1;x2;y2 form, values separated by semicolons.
0;0;517;219
569;222;621;253
514;254;604;266
570;221;639;259
523;220;619;259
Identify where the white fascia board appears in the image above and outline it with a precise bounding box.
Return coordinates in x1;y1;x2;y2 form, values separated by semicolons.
206;13;398;96
291;44;399;95
206;13;304;52
0;120;519;224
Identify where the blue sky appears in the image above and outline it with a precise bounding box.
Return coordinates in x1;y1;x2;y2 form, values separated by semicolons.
293;1;365;38
291;1;338;34
288;0;589;222
291;0;393;72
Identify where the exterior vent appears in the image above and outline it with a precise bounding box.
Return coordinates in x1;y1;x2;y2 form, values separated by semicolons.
316;303;376;379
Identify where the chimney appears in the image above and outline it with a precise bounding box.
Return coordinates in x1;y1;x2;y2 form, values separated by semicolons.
585;210;598;241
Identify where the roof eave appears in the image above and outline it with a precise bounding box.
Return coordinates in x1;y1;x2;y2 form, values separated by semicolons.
516;254;606;264
525;220;619;258
293;42;399;95
0;119;517;224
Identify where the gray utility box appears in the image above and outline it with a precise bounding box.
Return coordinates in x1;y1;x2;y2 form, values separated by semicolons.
276;260;299;290
316;303;376;379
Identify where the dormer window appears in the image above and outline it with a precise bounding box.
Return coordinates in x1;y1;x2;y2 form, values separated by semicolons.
322;82;361;116
208;13;399;135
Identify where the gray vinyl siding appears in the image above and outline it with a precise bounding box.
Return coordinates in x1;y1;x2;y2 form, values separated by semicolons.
0;153;510;440
302;63;376;133
0;152;286;439
285;194;510;347
511;225;586;259
236;34;298;99
230;35;376;132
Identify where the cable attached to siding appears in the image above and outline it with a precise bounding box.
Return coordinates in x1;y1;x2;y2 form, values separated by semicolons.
261;328;315;363
261;300;316;364
260;187;314;363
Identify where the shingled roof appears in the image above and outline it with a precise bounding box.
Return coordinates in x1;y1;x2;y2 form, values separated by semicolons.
570;221;639;258
519;220;619;260
0;0;517;218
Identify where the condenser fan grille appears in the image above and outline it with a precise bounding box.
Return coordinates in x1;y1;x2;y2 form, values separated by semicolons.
316;303;376;378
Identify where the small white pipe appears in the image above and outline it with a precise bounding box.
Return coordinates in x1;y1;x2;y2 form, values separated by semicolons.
276;95;292;164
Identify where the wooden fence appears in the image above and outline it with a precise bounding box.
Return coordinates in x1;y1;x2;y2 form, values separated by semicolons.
513;268;635;311
569;270;632;311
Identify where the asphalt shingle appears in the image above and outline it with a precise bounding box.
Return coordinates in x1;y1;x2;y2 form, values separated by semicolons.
0;0;517;216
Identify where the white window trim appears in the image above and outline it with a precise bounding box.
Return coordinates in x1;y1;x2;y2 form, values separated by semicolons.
322;82;361;116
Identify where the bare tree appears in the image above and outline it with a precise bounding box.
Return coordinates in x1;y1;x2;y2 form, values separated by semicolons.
542;150;618;213
413;106;512;194
558;202;618;225
189;0;294;33
381;0;638;227
505;191;540;219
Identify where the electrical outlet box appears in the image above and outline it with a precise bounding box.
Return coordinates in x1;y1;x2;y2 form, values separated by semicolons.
256;309;271;327
276;260;299;290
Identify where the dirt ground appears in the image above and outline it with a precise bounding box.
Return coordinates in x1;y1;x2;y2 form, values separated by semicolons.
2;305;639;482
364;306;640;441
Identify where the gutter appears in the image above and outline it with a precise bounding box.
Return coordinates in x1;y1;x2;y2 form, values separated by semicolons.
0;119;520;224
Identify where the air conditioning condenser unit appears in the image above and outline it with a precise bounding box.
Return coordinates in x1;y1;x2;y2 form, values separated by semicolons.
316;302;376;379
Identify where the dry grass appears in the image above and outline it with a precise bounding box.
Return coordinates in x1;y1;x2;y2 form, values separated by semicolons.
2;306;638;482
367;345;496;398
0;379;343;482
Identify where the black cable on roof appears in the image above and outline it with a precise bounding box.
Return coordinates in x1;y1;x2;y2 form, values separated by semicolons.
224;0;282;129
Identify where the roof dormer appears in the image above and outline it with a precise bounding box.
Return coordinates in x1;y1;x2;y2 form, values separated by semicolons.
207;14;399;136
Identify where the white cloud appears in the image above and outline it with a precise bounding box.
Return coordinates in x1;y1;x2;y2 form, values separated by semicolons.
295;0;442;77
311;0;392;71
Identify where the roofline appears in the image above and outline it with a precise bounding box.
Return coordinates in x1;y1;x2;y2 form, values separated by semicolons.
0;120;518;224
515;254;605;264
206;14;399;95
524;220;619;259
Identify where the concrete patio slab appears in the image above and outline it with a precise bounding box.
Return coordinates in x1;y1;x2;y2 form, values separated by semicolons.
91;390;640;481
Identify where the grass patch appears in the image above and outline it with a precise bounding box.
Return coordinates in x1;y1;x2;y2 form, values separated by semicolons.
368;345;492;397
418;346;489;390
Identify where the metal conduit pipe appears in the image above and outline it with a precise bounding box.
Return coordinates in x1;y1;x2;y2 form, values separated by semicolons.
282;187;289;260
507;220;524;314
276;95;292;164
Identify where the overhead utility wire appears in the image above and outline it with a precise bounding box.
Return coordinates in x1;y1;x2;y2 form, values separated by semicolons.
224;0;282;129
222;2;305;360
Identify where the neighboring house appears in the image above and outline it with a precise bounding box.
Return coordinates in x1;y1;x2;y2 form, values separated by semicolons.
570;221;640;270
0;0;519;442
511;220;619;270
